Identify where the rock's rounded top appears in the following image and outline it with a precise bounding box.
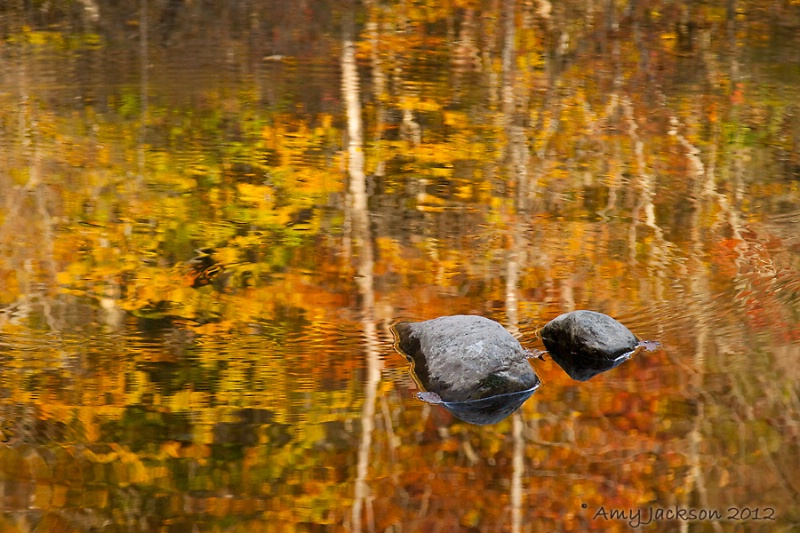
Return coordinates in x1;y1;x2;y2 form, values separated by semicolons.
541;310;639;360
540;310;640;381
392;315;540;423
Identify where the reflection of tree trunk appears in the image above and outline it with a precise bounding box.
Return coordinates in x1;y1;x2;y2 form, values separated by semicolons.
501;0;516;119
138;0;149;185
500;0;534;212
351;228;379;533
506;217;526;533
677;109;720;532
500;5;530;527
344;12;381;533
342;21;366;211
622;98;669;286
366;10;386;153
76;0;100;23
504;140;525;533
684;256;715;532
511;411;524;533
0;22;63;333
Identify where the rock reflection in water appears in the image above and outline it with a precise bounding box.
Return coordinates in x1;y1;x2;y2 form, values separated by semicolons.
392;315;541;425
541;310;660;381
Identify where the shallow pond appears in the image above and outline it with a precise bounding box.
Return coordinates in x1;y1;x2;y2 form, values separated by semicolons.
1;2;799;531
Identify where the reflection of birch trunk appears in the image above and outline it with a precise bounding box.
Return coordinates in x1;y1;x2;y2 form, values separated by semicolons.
364;4;398;469
677;117;720;532
342;39;367;210
503;135;525;533
76;0;100;23
683;257;716;532
351;250;380;533
622;97;669;302
501;0;516;118
138;0;149;184
500;4;529;522
1;33;62;333
511;412;524;533
506;216;528;533
344;17;381;533
500;0;534;212
506;225;526;533
366;10;386;152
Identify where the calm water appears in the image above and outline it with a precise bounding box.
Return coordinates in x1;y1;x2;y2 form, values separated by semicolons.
1;1;799;531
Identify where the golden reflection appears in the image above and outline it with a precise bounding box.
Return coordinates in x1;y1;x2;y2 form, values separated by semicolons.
0;1;799;531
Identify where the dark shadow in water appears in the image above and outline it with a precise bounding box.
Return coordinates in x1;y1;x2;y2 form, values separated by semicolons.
416;386;541;426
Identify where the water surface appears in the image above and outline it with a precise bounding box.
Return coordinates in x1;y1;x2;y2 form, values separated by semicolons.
1;2;799;531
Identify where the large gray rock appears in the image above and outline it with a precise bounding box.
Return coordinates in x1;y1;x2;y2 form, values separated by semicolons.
393;315;540;424
540;310;641;381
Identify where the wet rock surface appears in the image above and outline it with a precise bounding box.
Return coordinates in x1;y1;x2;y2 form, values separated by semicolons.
541;310;640;381
393;311;659;423
393;315;540;425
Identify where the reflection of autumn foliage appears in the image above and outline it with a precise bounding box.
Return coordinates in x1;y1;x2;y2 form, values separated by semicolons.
0;0;799;530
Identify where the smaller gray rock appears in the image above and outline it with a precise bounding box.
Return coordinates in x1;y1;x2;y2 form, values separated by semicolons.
393;315;540;424
541;310;639;381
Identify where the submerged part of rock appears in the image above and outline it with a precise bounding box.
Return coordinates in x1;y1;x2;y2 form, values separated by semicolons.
415;385;541;425
541;310;658;381
393;315;540;425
